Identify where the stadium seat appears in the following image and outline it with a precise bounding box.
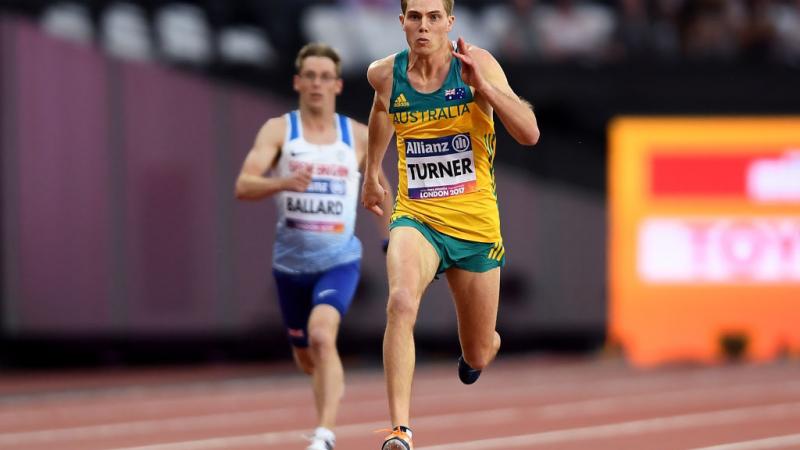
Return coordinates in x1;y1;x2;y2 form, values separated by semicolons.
154;2;213;65
218;25;276;68
40;2;93;45
100;2;154;61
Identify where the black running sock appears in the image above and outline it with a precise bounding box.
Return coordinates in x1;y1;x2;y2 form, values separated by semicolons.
394;426;412;438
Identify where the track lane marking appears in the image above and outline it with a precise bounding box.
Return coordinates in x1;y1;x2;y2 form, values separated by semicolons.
690;433;800;450
415;402;800;450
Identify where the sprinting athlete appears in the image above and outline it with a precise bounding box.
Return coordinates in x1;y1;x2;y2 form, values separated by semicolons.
236;43;392;450
360;1;540;448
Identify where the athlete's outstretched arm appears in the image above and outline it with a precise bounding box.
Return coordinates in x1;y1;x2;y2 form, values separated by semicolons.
452;37;539;146
235;117;312;200
362;59;396;216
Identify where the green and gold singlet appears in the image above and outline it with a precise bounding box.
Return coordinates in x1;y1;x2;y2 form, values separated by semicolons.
389;48;501;244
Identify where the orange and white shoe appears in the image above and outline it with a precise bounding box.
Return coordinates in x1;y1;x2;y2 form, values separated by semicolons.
381;426;413;450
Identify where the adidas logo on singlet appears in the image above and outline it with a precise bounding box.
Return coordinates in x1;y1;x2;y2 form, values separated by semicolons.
393;93;410;109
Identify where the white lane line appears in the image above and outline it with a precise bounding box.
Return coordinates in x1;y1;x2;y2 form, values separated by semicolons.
537;380;800;418
690;433;800;450
0;409;306;446
111;409;519;450
414;402;800;450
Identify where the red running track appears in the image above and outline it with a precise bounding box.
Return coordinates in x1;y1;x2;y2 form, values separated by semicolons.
0;355;799;450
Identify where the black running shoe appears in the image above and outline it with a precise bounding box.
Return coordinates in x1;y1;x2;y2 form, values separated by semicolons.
458;355;481;385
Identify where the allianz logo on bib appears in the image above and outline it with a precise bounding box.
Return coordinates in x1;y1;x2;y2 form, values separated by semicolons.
405;133;472;157
305;179;347;195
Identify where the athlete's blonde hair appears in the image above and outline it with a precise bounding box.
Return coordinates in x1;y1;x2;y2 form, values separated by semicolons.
294;43;342;77
400;0;454;16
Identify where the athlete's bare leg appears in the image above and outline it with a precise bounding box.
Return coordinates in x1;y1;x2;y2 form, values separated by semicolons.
446;268;502;370
293;304;343;429
293;346;314;375
384;226;440;428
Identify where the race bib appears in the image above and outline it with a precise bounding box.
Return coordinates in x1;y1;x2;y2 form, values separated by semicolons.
405;133;477;200
284;176;347;233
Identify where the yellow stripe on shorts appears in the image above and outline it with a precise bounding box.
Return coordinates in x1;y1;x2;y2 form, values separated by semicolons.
488;241;504;261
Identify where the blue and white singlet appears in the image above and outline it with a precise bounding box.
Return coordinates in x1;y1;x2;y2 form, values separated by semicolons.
272;110;362;273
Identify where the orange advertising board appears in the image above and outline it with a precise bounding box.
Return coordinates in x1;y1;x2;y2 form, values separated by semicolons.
609;117;800;367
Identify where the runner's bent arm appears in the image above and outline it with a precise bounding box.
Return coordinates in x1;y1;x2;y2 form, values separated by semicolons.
235;117;312;200
452;37;539;146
